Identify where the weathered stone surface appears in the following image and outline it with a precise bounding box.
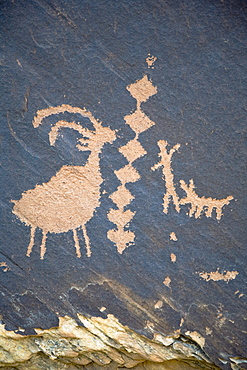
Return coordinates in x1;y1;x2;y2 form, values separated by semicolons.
0;0;246;369
0;314;219;369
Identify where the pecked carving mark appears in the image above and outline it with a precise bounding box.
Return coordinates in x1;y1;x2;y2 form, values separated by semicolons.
0;262;10;272
146;54;157;69
197;269;239;283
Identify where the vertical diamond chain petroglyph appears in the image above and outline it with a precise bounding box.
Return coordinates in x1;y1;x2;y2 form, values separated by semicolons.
107;75;157;254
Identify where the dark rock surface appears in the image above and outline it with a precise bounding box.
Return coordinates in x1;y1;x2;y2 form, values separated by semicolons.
0;0;246;368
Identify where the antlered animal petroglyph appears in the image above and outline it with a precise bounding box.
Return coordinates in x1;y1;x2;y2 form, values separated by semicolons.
152;140;233;220
12;105;116;259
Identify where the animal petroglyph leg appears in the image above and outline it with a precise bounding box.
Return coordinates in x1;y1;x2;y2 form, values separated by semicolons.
40;232;47;260
73;229;81;258
215;197;233;220
82;225;91;257
26;226;36;257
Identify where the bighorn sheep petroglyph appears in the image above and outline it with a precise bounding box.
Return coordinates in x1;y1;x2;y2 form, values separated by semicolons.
12;105;116;259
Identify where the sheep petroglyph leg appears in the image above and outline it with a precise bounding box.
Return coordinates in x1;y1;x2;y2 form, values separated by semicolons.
73;229;81;258
26;226;36;257
40;232;47;260
82;225;91;257
107;75;157;254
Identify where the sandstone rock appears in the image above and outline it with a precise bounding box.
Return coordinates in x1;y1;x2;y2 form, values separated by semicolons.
0;0;246;369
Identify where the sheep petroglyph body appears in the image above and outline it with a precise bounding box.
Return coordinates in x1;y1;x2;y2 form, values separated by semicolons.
12;105;116;259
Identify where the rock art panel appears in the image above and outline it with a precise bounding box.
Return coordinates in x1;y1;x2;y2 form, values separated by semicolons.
1;1;246;368
11;70;233;260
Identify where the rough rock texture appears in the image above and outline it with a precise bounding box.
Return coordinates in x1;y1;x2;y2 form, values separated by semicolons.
0;314;219;369
0;0;246;369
